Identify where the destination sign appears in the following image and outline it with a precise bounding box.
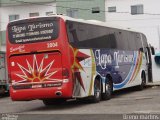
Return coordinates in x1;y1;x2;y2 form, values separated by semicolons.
8;19;59;44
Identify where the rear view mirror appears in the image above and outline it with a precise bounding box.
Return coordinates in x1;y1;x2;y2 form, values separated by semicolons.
154;53;160;65
151;46;155;55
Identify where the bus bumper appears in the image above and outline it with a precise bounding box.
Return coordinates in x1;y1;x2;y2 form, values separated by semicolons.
10;83;72;101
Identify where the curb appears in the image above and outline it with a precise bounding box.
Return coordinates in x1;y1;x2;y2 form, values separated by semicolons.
147;82;160;86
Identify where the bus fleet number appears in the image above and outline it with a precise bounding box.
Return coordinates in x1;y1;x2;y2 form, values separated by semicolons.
47;42;58;48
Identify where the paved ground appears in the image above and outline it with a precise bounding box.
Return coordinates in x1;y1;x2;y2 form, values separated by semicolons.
0;86;160;120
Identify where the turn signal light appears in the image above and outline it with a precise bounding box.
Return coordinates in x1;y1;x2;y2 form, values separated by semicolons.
62;68;69;79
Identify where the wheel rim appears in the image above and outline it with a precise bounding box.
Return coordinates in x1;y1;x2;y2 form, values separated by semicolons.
107;81;112;95
94;79;101;99
142;76;146;86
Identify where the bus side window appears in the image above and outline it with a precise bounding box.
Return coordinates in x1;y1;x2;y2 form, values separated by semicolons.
128;32;137;51
115;30;128;50
109;33;117;49
67;22;79;43
78;23;88;42
135;33;143;51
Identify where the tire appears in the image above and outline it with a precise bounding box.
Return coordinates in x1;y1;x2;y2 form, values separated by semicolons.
0;87;5;95
102;78;113;100
90;78;101;103
42;98;66;106
138;73;146;90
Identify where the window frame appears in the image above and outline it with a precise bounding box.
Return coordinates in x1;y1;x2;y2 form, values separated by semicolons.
46;11;53;16
108;6;116;12
131;4;144;15
9;14;20;22
66;8;78;18
29;12;39;17
92;7;100;13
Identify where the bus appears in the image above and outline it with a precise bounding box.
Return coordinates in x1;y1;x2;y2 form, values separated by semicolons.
0;52;9;95
6;15;152;105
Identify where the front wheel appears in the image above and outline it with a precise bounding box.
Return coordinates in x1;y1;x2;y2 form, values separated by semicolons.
138;73;146;90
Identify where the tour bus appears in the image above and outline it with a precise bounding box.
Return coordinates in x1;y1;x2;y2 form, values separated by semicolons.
6;15;152;105
0;52;9;95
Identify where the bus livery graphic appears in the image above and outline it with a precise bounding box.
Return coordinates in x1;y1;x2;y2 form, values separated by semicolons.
15;55;57;83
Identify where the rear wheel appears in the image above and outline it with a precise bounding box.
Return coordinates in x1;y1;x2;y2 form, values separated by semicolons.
90;78;101;103
102;78;113;100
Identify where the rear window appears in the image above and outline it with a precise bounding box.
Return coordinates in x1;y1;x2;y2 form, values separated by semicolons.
8;17;59;44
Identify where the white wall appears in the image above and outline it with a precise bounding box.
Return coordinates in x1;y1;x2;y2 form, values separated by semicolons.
0;2;56;31
105;0;160;49
0;2;56;52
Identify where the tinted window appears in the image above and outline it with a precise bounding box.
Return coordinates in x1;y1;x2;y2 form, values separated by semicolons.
135;33;143;50
66;21;117;49
127;32;137;50
142;34;148;48
66;21;145;51
8;17;59;44
115;30;129;50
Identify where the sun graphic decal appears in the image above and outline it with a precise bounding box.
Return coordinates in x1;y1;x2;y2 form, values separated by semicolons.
70;47;90;91
15;55;57;83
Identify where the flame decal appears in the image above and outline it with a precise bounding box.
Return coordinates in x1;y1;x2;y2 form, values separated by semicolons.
71;47;90;91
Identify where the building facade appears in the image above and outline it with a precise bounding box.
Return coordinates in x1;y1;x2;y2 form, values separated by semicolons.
56;0;105;21
0;0;106;52
0;0;57;51
105;0;160;49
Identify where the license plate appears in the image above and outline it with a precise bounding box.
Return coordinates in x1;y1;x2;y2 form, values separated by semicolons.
32;84;42;88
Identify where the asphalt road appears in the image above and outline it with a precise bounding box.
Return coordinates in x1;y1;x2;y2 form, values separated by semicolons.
0;86;160;120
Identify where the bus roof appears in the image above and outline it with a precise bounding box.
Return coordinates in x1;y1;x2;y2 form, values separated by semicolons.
49;15;144;34
9;14;144;35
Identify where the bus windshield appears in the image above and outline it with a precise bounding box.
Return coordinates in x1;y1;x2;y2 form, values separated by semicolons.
8;17;59;44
